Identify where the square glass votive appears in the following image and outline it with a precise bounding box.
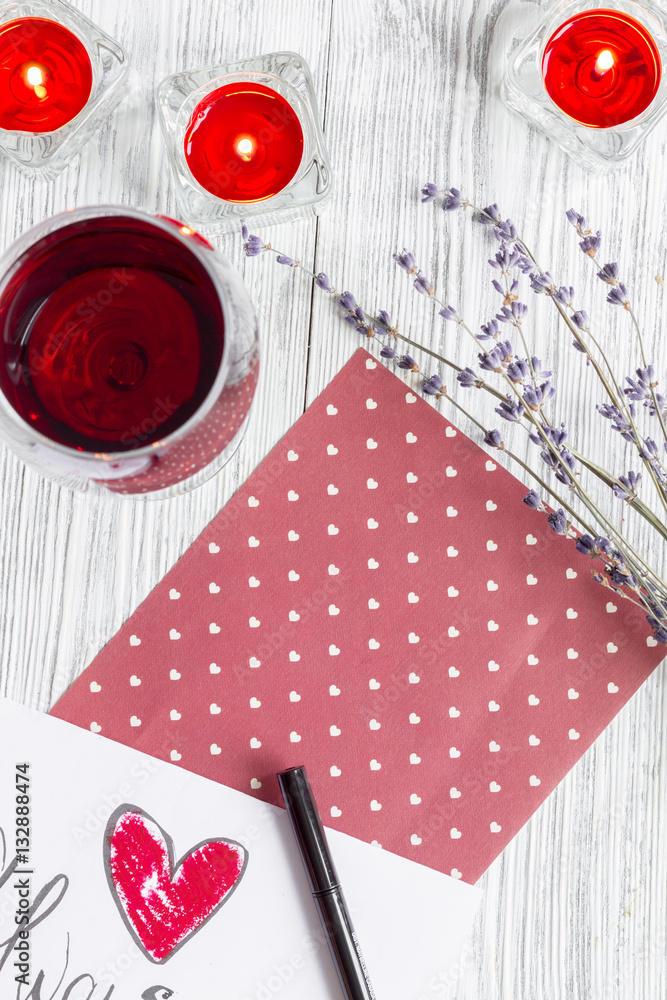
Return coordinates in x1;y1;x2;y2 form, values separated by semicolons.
0;0;129;177
503;0;667;170
157;51;333;231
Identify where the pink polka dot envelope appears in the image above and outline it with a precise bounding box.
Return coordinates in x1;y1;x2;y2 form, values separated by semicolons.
51;349;666;884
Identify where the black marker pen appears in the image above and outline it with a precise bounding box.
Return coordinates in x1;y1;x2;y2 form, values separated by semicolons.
278;765;376;1000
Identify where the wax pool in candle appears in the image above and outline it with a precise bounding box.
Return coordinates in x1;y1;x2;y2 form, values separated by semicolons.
542;9;661;128
0;18;93;133
184;81;304;202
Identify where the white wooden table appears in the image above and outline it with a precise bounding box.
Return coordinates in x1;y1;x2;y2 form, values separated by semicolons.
1;1;666;997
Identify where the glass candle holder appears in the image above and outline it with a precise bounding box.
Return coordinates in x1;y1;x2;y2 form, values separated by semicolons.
158;51;332;231
0;207;259;499
503;0;667;170
0;0;129;177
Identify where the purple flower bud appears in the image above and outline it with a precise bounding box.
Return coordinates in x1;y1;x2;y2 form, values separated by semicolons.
572;310;589;331
421;182;439;203
457;367;482;389
495;219;517;242
479;347;506;373
393;249;417;273
339;291;356;311
422;373;444;396
316;272;333;291
477;203;501;225
443;187;464;211
553;285;575;307
376;310;394;332
613;470;642;500
607;283;630;307
597;262;619;285
398;354;418;371
530;272;555;295
547;508;567;535
380;345;397;359
245;234;264;257
531;357;553;379
580;232;601;257
439;304;460;322
507;358;530;383
414;271;434;296
566;209;587;236
484;428;504;449
523;489;544;510
277;255;295;266
495;397;523;422
241;224;249;240
576;534;596;555
479;319;499;341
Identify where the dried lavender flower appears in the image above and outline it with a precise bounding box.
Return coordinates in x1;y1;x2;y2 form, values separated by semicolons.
529;272;556;296
414;271;434;296
484;429;504;449
579;232;601;257
495;396;523;422
393;250;418;274
613;471;642;501
548;509;568;534
443;187;464;211
316;272;334;291
565;210;589;237
553;286;575;308
457;367;483;389
607;283;630;307
572;310;589;331
244;233;264;257
597;262;620;285
478;319;500;341
423;374;446;398
421;182;439;203
440;304;460;322
523;489;544;510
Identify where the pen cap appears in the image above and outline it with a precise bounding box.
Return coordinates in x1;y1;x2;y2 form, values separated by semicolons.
278;765;340;894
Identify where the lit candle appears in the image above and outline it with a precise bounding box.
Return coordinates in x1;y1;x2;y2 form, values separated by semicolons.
0;17;93;133
184;81;304;202
542;8;661;128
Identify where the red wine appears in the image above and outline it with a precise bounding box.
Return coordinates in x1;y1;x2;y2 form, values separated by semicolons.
0;216;225;453
542;9;661;128
0;17;93;133
185;81;304;202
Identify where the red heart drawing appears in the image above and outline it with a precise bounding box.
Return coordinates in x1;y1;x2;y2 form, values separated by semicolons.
105;805;248;962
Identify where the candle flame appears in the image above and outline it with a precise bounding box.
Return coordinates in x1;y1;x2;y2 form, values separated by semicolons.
25;65;44;87
236;137;256;161
595;49;615;73
24;64;47;98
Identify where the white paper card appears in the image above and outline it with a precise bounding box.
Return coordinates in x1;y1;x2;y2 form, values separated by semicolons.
0;700;481;999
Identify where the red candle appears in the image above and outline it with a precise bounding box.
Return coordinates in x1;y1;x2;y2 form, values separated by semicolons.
542;8;661;128
0;17;93;133
184;81;304;203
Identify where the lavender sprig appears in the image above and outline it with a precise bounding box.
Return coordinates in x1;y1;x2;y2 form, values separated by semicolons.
243;213;667;641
